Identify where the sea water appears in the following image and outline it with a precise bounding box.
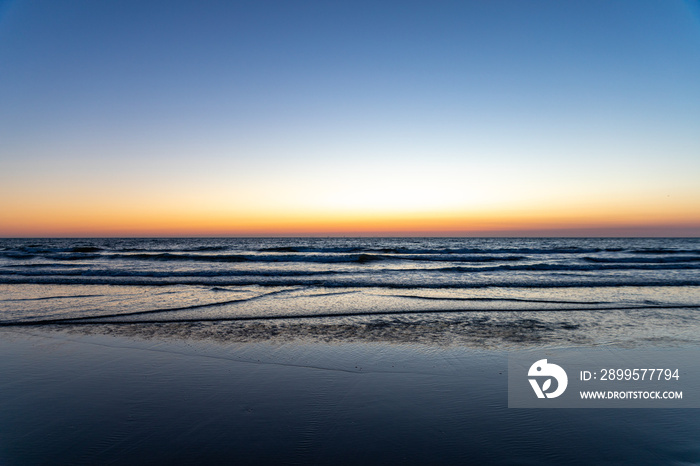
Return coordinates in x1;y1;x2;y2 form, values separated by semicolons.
1;237;699;347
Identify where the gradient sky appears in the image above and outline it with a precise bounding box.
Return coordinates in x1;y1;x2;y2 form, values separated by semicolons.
1;0;699;237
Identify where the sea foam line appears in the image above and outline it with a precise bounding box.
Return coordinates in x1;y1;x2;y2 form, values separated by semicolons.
1;304;698;327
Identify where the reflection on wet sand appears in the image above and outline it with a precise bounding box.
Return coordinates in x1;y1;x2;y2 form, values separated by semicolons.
54;307;700;349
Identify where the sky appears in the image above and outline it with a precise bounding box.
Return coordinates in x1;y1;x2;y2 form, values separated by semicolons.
1;0;699;237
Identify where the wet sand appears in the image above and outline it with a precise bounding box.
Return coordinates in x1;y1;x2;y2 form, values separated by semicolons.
1;323;699;465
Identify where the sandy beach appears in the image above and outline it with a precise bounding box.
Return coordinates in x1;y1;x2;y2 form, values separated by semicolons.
2;321;699;465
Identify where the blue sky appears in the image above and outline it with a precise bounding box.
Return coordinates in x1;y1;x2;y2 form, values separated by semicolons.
1;0;699;235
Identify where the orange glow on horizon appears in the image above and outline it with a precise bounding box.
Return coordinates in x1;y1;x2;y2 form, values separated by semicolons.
2;201;699;237
2;173;699;237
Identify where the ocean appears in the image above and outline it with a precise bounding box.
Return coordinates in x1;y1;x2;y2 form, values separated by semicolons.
1;237;699;345
1;237;699;464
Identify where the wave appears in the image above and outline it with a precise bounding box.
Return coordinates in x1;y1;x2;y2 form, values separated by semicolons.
631;249;700;255
118;253;249;262
0;251;102;260
0;246;103;254
0;268;348;278
116;246;229;252
3;302;698;327
69;246;102;253
256;246;625;255
3;244;699;266
0;251;526;264
6;244;698;259
259;246;410;254
3;259;700;280
1;274;699;288
433;263;700;273
583;256;700;264
387;295;612;305
420;263;700;273
0;245;228;257
1;263;83;268
110;252;392;263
